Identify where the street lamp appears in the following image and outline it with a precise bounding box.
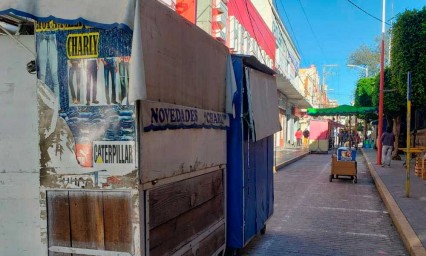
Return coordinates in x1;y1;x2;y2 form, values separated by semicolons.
347;64;369;77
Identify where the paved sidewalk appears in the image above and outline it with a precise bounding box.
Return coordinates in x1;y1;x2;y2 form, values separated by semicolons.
274;147;309;170
242;153;407;255
362;148;426;256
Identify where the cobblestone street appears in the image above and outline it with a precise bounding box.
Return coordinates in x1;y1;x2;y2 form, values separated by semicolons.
242;154;407;256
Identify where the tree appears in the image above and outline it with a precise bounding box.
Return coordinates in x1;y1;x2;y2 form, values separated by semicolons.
354;77;376;119
372;68;405;158
391;8;426;109
353;77;377;143
389;8;426;157
348;45;380;76
347;33;390;77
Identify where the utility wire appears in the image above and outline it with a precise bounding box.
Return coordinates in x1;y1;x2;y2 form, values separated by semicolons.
296;0;328;63
346;0;391;25
241;0;272;65
229;1;267;64
274;0;307;66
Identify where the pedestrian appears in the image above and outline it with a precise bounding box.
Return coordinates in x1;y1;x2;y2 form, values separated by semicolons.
338;129;344;147
381;126;395;167
303;128;310;147
295;128;303;147
354;130;360;149
342;130;348;147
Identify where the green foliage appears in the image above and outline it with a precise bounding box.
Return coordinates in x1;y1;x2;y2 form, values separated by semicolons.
371;68;405;118
354;77;376;120
391;7;426;109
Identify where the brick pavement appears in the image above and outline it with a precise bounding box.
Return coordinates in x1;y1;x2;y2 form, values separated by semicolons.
362;149;426;255
241;153;407;256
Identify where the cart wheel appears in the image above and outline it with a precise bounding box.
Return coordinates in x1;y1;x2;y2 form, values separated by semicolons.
329;174;333;182
353;176;357;184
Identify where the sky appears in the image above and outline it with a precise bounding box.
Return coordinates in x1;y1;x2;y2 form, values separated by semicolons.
274;0;426;105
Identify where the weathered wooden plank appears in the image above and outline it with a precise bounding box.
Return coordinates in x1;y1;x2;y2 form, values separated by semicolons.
47;191;71;256
140;0;228;112
149;195;224;256
103;191;132;252
180;224;226;256
140;129;226;183
69;191;105;250
149;170;223;229
195;224;225;256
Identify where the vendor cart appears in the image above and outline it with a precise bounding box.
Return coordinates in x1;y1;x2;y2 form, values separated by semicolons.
308;119;343;153
330;147;357;183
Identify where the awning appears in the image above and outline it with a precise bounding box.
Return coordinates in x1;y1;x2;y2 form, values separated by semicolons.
276;74;311;109
0;0;146;103
308;105;377;116
246;67;281;141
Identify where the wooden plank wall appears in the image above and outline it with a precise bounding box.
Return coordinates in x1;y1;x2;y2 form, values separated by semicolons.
140;0;228;113
181;225;226;256
140;129;226;183
47;191;132;255
148;170;225;256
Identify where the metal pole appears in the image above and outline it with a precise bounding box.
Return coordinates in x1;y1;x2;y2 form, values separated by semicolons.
406;72;412;197
377;0;386;165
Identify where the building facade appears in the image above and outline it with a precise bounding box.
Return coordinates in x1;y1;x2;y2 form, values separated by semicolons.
163;0;316;147
250;0;311;147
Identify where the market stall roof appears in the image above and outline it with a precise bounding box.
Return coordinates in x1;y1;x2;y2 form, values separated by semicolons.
307;105;377;116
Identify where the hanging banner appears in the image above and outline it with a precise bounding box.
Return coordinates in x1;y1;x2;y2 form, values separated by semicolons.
36;20;136;176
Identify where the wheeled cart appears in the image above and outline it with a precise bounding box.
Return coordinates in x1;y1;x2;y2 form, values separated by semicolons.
330;154;358;183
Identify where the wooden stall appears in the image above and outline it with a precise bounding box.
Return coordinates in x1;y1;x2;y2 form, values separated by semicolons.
309;119;342;153
0;0;228;255
138;0;228;254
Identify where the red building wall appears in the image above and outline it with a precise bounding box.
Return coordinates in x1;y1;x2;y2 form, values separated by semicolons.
227;0;276;62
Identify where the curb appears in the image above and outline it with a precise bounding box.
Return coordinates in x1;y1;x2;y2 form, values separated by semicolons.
275;152;309;171
361;149;426;256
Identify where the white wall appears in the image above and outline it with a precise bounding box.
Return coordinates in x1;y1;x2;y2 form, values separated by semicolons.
0;35;44;255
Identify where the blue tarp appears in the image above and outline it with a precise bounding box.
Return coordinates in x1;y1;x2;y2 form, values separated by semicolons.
226;55;274;249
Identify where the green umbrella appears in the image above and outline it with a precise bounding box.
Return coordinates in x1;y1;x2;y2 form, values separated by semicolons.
307;105;377;116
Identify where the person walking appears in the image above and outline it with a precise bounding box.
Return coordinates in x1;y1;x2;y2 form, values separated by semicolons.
381;126;395;167
302;128;310;147
354;130;360;149
338;129;344;147
295;128;303;147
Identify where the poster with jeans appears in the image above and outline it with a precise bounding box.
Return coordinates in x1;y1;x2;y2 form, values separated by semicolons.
36;21;136;181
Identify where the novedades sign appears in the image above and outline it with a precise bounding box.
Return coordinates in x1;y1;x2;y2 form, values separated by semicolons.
142;101;229;131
